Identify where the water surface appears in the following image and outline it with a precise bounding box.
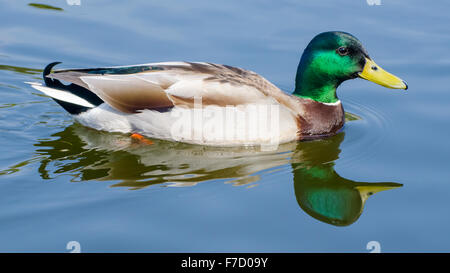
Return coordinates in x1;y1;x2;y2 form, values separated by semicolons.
0;0;449;252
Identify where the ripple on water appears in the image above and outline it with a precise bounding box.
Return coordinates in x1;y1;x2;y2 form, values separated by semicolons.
339;97;394;168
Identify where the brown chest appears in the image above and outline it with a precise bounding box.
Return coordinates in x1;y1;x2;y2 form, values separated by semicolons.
296;100;345;139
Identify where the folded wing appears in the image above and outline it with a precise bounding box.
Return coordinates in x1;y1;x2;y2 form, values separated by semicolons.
46;62;282;113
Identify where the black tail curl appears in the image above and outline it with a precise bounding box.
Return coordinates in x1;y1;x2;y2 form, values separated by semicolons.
42;62;103;114
43;62;63;88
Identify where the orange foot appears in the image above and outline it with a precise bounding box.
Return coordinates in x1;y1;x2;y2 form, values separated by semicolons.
130;133;154;145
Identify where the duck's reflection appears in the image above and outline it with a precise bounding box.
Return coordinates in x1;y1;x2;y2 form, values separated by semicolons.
34;123;401;226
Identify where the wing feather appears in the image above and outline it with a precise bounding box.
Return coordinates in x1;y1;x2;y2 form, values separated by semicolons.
80;75;173;113
46;62;284;113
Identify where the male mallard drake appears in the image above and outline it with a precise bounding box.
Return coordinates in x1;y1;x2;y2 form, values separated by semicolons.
29;31;407;146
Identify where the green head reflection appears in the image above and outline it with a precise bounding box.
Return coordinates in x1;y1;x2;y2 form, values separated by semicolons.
292;133;402;226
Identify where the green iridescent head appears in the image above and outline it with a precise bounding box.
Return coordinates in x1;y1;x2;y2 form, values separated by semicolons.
294;31;407;103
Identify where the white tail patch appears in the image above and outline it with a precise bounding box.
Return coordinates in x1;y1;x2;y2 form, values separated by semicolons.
28;82;95;108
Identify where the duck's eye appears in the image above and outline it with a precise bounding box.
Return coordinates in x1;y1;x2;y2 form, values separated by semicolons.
336;47;349;56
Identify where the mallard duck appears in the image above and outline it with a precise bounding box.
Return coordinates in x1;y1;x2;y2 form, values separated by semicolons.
29;31;407;146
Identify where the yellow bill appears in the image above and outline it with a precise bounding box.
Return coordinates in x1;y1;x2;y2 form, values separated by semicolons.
359;58;408;90
356;184;403;202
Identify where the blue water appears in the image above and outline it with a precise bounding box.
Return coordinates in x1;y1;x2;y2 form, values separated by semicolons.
0;0;450;252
